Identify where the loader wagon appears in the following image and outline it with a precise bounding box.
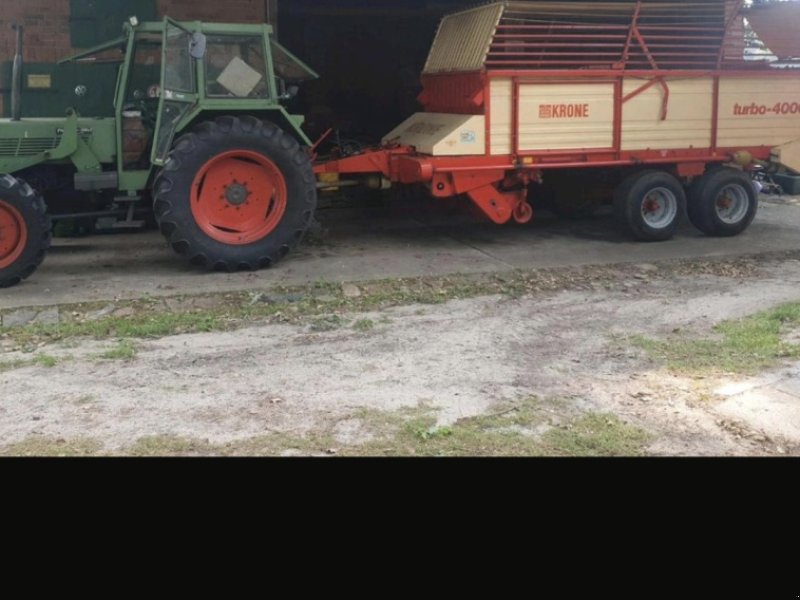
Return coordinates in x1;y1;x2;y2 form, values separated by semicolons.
315;0;800;241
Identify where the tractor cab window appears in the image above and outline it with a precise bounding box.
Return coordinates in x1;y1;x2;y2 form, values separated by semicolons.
164;26;195;93
123;32;162;169
126;33;162;104
204;35;269;98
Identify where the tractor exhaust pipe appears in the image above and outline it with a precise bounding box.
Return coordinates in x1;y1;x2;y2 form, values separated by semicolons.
11;23;23;121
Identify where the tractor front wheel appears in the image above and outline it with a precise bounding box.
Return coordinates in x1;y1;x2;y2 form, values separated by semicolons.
0;174;51;289
153;116;317;271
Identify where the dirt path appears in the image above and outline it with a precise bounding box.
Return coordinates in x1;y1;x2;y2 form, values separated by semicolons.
2;258;800;456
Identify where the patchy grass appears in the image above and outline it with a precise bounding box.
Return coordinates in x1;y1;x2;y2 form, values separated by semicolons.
72;395;96;406
308;315;347;332
34;354;59;368
342;399;649;457
540;414;651;457
99;340;138;361
129;435;216;457
3;311;223;346
1;437;102;457
0;401;649;457
0;358;33;373
633;302;800;375
128;432;338;457
0;254;767;346
353;318;376;332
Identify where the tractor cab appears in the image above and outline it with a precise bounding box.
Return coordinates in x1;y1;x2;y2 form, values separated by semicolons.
56;17;317;191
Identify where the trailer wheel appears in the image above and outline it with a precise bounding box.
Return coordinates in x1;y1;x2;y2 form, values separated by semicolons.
153;116;317;271
0;175;51;289
614;170;685;241
687;168;757;237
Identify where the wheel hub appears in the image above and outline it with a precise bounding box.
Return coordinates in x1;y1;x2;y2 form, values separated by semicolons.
640;187;678;229
225;182;250;207
190;149;289;246
0;200;27;269
643;196;663;215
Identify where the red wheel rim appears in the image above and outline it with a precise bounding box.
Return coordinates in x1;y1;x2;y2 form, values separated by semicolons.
0;200;27;270
513;201;533;224
190;150;288;246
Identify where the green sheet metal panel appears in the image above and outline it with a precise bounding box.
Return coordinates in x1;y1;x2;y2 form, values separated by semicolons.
1;61;120;118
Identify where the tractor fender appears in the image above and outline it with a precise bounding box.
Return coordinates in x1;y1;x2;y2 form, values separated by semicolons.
179;107;311;148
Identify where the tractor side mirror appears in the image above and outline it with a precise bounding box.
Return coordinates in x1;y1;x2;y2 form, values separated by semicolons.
190;32;207;59
278;78;299;101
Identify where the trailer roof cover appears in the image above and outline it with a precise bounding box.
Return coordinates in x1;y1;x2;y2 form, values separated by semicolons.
424;0;760;73
746;1;800;61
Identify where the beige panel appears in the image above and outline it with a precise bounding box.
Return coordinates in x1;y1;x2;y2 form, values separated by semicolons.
383;113;486;156
517;83;615;151
718;77;800;148
490;78;513;155
622;78;713;151
424;3;504;74
772;139;800;174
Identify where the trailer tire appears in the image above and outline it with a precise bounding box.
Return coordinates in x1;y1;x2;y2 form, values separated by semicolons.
687;168;757;237
614;170;685;242
0;175;51;289
153;116;317;271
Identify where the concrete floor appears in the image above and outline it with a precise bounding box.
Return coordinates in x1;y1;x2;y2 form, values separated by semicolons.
2;197;800;310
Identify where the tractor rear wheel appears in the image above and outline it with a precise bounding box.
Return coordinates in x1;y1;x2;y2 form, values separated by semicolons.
153;116;317;271
0;174;51;289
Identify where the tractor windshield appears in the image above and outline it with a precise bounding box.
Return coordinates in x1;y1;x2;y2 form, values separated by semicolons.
205;35;269;98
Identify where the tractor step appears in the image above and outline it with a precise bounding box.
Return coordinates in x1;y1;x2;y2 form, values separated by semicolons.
111;195;146;229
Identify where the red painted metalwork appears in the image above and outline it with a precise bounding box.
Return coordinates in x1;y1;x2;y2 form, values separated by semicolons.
465;184;528;225
676;163;707;178
513;200;534;225
618;76;674;122
711;76;720;152
511;78;520;156
618;1;643;69
191;150;288;246
484;75;492;156
487;1;746;70
418;73;485;114
0;200;27;270
613;79;623;153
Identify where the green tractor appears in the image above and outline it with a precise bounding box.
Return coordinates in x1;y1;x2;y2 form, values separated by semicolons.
0;17;318;288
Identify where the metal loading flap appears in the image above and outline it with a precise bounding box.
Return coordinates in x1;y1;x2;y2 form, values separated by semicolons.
746;2;800;60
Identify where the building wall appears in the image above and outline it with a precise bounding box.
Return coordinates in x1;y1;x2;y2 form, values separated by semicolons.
0;0;266;62
0;0;267;115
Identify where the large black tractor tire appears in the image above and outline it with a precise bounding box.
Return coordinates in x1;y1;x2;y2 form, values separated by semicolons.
153;116;318;271
0;174;51;289
687;168;758;237
613;170;686;242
